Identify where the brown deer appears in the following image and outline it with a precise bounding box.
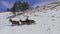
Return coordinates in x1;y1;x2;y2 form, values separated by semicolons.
9;19;20;25
20;17;36;25
26;17;36;25
20;19;27;25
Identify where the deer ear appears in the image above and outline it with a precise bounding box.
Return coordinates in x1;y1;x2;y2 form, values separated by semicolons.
20;19;21;20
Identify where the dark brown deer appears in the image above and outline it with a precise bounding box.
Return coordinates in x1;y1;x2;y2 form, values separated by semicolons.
20;19;27;25
9;19;20;25
26;17;36;25
20;17;36;25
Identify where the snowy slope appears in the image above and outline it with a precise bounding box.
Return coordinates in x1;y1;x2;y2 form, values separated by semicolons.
0;1;60;34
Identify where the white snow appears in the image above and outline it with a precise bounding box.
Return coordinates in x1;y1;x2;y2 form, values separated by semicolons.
0;2;60;34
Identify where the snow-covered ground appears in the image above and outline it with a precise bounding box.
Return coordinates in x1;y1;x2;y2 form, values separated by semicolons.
0;2;60;34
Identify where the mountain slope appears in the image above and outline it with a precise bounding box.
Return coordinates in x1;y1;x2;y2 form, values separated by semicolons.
0;1;60;34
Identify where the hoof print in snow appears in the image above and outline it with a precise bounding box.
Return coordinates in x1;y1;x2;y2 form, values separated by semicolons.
34;15;37;16
52;19;55;21
34;14;39;17
46;27;51;31
43;11;46;13
52;24;55;26
10;24;16;26
51;15;55;17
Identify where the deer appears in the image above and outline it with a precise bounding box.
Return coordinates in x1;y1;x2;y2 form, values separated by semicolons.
20;19;27;25
20;17;36;25
9;19;20;25
26;17;36;25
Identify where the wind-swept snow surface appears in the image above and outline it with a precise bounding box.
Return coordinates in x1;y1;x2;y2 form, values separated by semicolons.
0;2;60;34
